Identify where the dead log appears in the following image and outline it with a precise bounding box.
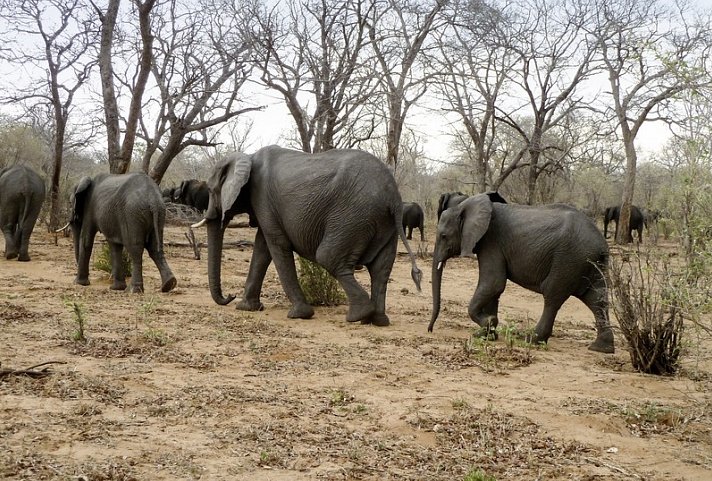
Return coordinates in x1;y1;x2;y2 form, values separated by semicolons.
0;361;67;380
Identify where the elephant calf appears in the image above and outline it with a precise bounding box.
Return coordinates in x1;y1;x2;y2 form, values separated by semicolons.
0;165;45;261
430;194;614;354
402;202;425;241
68;172;177;293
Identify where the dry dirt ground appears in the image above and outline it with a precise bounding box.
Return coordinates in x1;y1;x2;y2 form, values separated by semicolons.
1;222;711;481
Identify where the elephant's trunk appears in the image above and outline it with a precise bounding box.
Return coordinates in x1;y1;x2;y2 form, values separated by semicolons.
428;256;446;332
207;218;236;305
71;224;80;264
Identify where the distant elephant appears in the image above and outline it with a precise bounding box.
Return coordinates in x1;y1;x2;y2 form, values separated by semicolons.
173;179;209;212
68;172;176;293
191;145;422;326
437;191;507;220
603;204;644;243
402;202;425;241
429;194;614;354
0;165;45;261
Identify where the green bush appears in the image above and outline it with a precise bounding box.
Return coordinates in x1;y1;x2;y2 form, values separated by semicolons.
297;256;345;306
93;243;132;277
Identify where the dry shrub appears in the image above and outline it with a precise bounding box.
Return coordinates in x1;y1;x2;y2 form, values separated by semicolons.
297;256;345;306
608;249;684;375
93;243;132;276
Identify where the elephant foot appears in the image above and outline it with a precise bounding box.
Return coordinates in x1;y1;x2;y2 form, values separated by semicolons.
588;330;615;354
74;277;90;286
111;280;127;290
17;253;30;262
475;325;498;341
236;298;265;312
130;284;144;294
161;276;177;293
362;312;390;327
346;303;375;323
288;303;314;319
5;251;18;260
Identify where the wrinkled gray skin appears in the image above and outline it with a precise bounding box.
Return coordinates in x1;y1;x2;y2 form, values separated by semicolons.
430;194;614;354
200;145;422;326
0;165;45;261
437;191;507;220
402;202;425;241
604;205;645;243
70;172;176;293
173;179;209;212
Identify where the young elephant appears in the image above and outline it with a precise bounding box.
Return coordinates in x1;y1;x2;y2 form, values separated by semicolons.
402;202;425;241
429;194;614;353
68;172;176;293
192;145;422;326
0;165;45;261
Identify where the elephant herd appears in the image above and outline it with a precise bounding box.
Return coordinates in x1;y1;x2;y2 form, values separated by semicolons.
4;145;666;355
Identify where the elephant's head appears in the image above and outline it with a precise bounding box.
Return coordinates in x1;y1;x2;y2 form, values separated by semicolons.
193;153;253;305
429;194;493;332
69;176;93;263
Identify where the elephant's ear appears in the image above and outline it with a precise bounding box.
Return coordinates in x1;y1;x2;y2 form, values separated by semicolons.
458;194;493;257
71;176;93;223
437;193;450;219
208;152;252;222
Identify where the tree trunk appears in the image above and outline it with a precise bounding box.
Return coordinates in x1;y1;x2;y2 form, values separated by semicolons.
98;0;122;172
616;131;638;244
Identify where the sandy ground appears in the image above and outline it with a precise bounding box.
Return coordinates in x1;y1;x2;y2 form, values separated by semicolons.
1;222;711;481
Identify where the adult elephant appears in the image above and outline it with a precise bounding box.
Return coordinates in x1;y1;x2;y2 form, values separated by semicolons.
68;172;176;293
0;165;45;261
192;145;422;326
402;202;424;241
429;194;614;354
437;191;507;220
603;204;645;243
173;179;209;212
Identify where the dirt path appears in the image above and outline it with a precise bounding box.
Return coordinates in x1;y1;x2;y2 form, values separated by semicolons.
1;226;710;480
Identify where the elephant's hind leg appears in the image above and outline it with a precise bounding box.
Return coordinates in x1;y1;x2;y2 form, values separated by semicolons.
578;284;615;354
147;243;176;293
315;244;372;324
126;247;144;293
109;242;127;290
529;298;565;345
365;236;398;327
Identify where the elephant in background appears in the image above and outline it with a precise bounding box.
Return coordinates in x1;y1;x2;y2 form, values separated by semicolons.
402;202;425;241
429;194;614;354
603;204;644;243
161;186;177;203
69;172;176;293
192;145;422;326
437;191;507;220
0;165;46;261
173;179;209;212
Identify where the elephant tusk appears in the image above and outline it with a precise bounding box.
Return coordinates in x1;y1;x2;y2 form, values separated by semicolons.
437;261;442;270
191;218;208;228
55;222;70;233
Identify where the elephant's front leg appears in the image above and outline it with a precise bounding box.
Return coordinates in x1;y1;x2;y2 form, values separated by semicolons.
266;236;314;319
468;264;506;338
236;229;271;312
75;231;96;286
109;243;127;290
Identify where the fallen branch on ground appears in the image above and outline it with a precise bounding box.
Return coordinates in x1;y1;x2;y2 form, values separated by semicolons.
0;361;67;379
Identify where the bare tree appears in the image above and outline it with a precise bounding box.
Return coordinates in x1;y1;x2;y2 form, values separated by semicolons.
433;0;513;191
366;0;447;170
0;0;98;230
92;0;156;174
140;0;260;184
589;0;712;243
245;0;377;153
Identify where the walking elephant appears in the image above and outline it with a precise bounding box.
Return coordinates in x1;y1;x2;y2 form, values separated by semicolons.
68;172;176;293
402;202;425;241
0;165;45;261
429;194;614;354
437;191;507;220
603;204;645;243
173;179;209;212
191;145;422;326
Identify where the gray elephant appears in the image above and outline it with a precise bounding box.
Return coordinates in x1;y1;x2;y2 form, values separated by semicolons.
191;145;422;326
603;204;645;243
402;202;425;241
429;194;614;354
173;179;209;212
437;191;507;220
68;172;176;293
0;165;46;261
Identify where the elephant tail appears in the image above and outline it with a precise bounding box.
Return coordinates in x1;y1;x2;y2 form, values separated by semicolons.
394;202;422;292
150;204;164;253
